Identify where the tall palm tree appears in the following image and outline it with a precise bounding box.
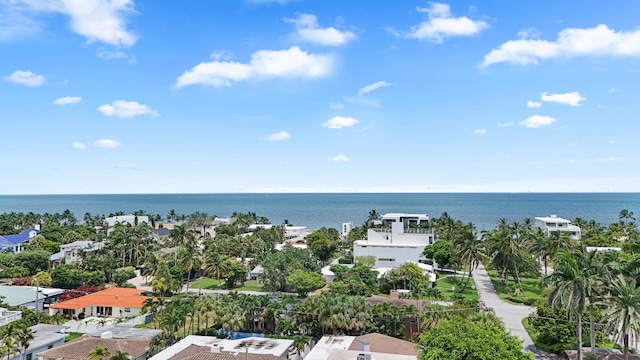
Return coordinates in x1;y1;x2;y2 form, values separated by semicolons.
454;226;487;291
601;274;640;360
177;244;202;293
87;345;111;360
546;247;608;359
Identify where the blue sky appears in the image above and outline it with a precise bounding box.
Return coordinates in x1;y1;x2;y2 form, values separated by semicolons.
2;0;640;194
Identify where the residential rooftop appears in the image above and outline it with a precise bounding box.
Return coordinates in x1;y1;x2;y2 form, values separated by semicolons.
50;287;149;310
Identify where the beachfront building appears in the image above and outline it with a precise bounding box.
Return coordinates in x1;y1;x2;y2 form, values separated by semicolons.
341;222;353;241
105;215;150;228
49;240;104;267
535;215;582;240
49;288;149;319
148;335;296;360
0;228;40;253
353;213;434;268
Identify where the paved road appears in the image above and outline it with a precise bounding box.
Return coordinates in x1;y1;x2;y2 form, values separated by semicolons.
473;263;562;360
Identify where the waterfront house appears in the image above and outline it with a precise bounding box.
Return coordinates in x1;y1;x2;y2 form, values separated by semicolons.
353;214;434;268
534;214;582;240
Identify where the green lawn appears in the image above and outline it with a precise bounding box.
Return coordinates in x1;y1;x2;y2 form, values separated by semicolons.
190;278;264;292
435;275;479;302
65;332;83;342
486;270;544;304
236;280;264;292
190;278;224;289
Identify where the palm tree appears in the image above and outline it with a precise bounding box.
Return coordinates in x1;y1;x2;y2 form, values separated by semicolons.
527;229;549;277
169;224;196;248
601;274;640;360
177;244;202;293
87;345;111;360
366;210;381;227
546;247;608;359
110;351;130;360
619;209;636;225
454;226;487;291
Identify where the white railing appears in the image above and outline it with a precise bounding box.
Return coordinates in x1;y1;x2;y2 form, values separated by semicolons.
0;311;22;327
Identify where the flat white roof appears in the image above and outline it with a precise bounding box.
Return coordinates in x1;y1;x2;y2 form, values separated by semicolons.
382;213;429;220
535;215;572;223
149;335;293;360
327;349;417;360
354;241;425;248
305;335;356;360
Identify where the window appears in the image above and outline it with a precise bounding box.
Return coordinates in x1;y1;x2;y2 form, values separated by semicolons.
124;308;131;313
27;354;33;360
378;258;396;262
97;306;113;316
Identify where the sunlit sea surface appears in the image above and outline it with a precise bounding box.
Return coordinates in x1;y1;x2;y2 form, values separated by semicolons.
1;193;638;231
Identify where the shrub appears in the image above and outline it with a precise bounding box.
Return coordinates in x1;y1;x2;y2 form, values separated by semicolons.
12;276;33;286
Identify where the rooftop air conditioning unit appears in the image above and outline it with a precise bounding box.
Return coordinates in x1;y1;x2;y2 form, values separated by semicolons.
357;354;372;360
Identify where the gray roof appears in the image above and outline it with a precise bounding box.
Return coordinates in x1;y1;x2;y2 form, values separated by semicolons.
26;324;68;352
87;323;162;340
0;286;64;306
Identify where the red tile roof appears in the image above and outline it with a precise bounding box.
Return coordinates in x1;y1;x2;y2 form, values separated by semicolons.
50;287;148;310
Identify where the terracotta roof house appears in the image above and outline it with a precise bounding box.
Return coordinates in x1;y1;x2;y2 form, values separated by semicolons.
37;336;152;360
37;324;161;360
49;287;149;319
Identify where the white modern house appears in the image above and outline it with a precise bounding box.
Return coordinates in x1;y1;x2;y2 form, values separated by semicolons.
353;213;434;268
341;222;353;241
535;215;582;240
149;335;296;360
105;215;150;228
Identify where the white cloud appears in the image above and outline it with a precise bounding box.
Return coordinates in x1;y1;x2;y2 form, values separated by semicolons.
52;96;81;105
94;139;121;148
323;116;359;129
4;70;45;86
210;50;233;61
71;142;86;149
481;24;640;67
176;46;333;88
98;100;159;118
598;157;622;162
608;87;620;93
96;48;134;62
497;121;513;127
397;2;489;43
285;13;355;46
540;91;585;106
330;154;349;162
343;96;380;107
11;0;137;47
329;103;344;110
473;128;487;135
519;115;557;128
517;28;541;39
265;131;291;142
526;101;542;108
358;81;391;96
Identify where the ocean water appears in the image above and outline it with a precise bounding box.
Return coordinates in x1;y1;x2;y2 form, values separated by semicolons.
0;193;638;232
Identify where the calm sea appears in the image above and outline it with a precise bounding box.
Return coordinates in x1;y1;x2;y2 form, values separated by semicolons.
0;193;638;231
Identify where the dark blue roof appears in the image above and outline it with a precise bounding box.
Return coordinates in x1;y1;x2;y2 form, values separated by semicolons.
0;228;40;246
